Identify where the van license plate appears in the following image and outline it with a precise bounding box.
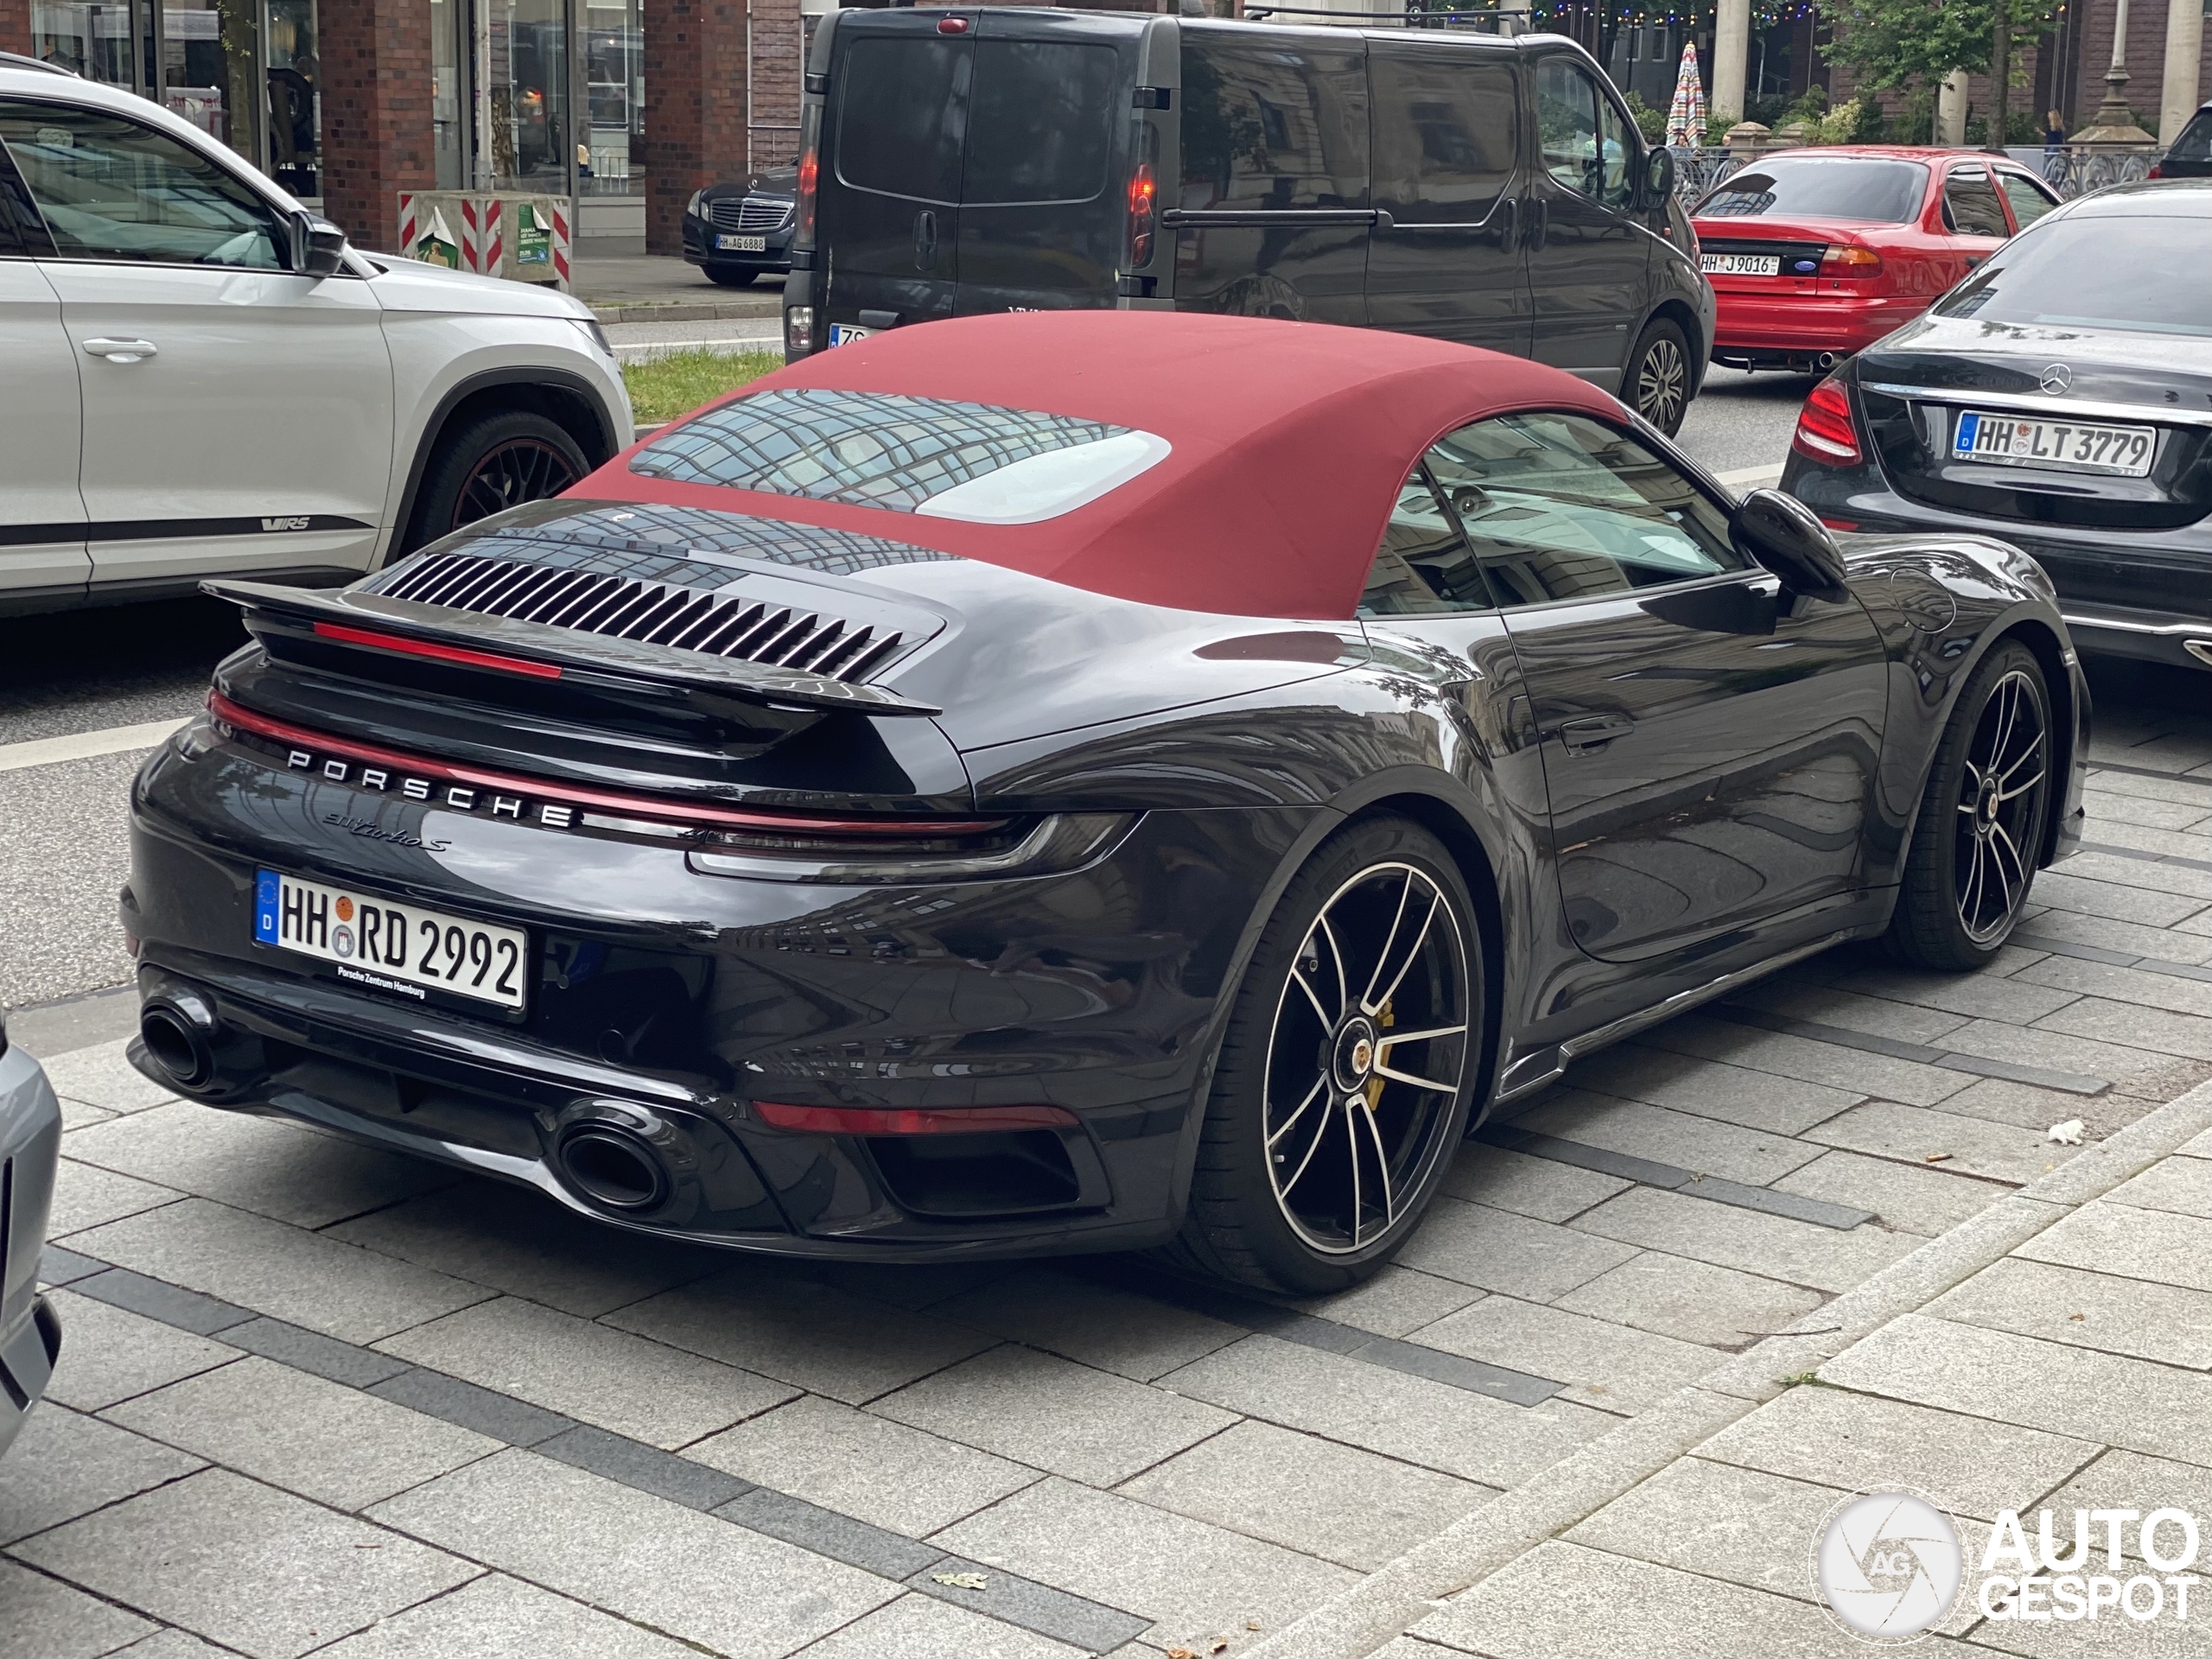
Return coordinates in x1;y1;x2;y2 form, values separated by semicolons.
715;234;767;252
827;323;874;346
1700;252;1781;276
255;869;527;1009
1953;410;2157;477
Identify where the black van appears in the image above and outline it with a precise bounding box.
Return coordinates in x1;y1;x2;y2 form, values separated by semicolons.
780;10;1713;433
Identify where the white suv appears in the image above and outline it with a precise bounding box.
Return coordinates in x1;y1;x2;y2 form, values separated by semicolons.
0;59;632;616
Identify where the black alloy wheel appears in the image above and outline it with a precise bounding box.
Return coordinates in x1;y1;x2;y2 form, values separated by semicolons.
449;435;582;531
1628;317;1692;436
1888;639;2054;969
1165;817;1482;1294
402;409;590;554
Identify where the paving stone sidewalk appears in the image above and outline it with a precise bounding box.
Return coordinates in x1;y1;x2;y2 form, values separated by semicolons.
1336;1082;2212;1659
10;697;2212;1657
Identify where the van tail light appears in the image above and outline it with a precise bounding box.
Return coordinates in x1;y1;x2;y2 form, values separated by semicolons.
1126;118;1159;271
1792;373;1863;467
795;106;821;246
2148;163;2164;180
1819;242;1884;276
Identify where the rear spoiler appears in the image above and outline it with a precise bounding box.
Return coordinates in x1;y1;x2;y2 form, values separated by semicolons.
202;579;944;718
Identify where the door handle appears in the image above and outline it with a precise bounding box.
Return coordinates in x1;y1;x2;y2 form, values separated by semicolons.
1524;199;1547;251
914;209;938;271
1559;715;1633;753
82;337;158;362
1497;197;1516;248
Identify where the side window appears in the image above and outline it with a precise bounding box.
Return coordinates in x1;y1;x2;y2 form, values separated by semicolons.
835;37;969;205
1180;31;1370;212
0;99;282;267
1594;91;1634;212
1995;171;2059;232
1369;48;1518;225
1942;168;2010;237
1534;58;1613;203
1422;412;1747;608
1358;467;1494;616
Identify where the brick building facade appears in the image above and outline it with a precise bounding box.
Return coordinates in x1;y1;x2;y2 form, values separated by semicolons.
0;0;804;257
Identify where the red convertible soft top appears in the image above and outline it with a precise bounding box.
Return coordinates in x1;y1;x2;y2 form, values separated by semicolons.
574;310;1625;620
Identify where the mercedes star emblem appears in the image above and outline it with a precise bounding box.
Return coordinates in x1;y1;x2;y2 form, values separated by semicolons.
2039;364;2073;395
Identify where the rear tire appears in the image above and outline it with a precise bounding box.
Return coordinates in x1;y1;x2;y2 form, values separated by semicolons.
1886;639;2054;969
1626;316;1693;436
705;267;759;288
1160;817;1484;1294
402;409;588;554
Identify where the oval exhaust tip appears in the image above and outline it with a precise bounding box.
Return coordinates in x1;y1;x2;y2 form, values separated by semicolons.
555;1125;671;1211
140;1005;214;1090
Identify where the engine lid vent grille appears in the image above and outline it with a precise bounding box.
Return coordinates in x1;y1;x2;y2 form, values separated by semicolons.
375;551;908;683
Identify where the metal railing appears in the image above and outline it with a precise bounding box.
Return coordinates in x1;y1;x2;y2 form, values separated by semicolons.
1665;143;2169;208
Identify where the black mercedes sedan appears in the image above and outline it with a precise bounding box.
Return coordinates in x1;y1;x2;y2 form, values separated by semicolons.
1784;178;2212;673
681;165;798;288
122;313;2086;1294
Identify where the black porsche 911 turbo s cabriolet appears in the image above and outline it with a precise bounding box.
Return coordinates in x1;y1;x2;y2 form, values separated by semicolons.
121;312;2088;1294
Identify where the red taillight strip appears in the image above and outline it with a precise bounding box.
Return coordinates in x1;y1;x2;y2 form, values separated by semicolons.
207;691;1007;839
753;1101;1077;1135
313;621;564;679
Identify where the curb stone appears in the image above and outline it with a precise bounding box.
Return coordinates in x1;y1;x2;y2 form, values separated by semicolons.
1244;1076;2212;1659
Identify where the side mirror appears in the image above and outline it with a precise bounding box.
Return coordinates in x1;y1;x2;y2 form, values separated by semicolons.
289;209;349;278
1732;487;1850;603
1645;146;1675;207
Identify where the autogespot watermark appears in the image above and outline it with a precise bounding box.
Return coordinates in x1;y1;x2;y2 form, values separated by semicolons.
1812;1488;2202;1644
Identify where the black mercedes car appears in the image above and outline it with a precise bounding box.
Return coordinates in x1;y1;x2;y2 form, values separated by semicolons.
122;313;2086;1294
682;165;798;288
1784;178;2212;673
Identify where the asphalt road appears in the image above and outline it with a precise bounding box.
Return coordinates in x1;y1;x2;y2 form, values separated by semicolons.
0;367;2180;1014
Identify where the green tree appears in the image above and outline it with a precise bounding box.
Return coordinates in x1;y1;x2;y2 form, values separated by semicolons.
1825;0;2046;152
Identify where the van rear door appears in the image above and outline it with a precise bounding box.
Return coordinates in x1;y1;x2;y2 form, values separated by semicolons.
956;14;1135;314
1365;37;1529;356
819;16;970;333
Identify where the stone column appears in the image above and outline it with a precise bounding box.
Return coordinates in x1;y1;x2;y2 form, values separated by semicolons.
1937;67;1970;143
2073;0;2158;142
2162;0;2206;143
1713;0;1751;124
320;0;437;252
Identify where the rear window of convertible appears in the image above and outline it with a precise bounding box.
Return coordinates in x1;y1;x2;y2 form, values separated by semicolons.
630;387;1173;524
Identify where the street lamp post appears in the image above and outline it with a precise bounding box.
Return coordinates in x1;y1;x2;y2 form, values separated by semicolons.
2070;0;2157;143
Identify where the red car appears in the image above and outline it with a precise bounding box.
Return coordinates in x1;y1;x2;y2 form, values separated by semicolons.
1692;147;2063;372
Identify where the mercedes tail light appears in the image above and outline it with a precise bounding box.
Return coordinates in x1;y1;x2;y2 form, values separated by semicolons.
1819;242;1884;276
1792;373;1863;467
1126;119;1159;271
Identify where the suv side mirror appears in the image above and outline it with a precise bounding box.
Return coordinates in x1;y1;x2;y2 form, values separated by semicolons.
1645;147;1675;207
289;209;349;278
1732;487;1849;603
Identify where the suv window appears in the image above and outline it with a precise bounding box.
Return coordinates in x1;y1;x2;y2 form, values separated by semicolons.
0;99;282;267
1422;412;1745;607
1994;170;2059;231
963;40;1119;206
1179;31;1369;212
1534;59;1631;211
1942;168;2010;237
835;36;968;205
1370;48;1517;224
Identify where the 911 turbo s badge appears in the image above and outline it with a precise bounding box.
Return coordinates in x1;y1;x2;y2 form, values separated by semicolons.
284;747;577;831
